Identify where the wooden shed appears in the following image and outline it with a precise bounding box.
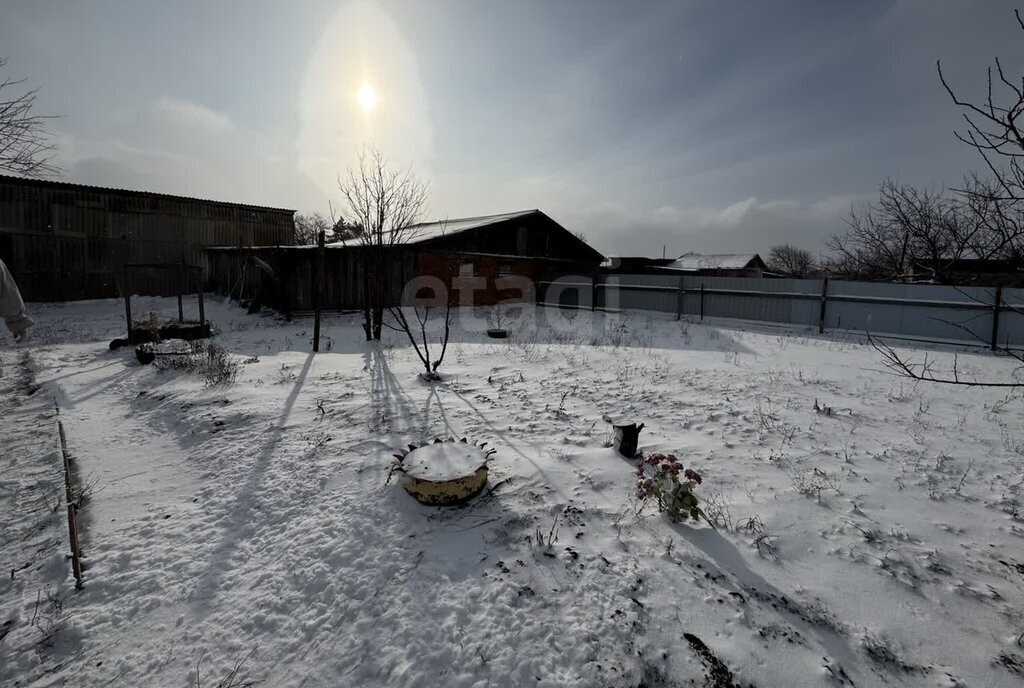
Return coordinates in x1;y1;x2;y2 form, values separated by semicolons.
206;209;604;312
0;175;295;301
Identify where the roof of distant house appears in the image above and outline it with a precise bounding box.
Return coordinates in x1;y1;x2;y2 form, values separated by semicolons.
664;252;765;271
602;256;675;264
401;210;539;244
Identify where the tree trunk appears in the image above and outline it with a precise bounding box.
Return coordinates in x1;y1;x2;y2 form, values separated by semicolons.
372;307;384;341
362;305;373;341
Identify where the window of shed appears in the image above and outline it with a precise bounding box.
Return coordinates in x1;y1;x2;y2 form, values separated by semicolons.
498;261;516;275
459;261;475;277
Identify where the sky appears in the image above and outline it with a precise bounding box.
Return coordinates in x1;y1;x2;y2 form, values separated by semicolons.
2;0;1023;258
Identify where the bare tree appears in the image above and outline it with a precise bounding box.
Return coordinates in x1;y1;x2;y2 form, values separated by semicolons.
294;212;363;246
957;174;1024;261
0;58;58;177
939;12;1024;207
855;9;1024;390
766;244;814;278
827;180;982;282
293;212;332;245
337;145;430;340
387;265;457;380
937;15;1024;263
390;302;454;380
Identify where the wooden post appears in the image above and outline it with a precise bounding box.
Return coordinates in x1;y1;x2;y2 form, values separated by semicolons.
122;273;134;344
284;251;293;322
699;284;705;321
197;270;206;331
176;256;184;322
676;276;684;321
818;277;829;334
58;421;83;589
991;284;1003;351
313;230;325;352
591;273;598;312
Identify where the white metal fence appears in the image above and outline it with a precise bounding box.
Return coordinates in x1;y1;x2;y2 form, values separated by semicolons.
537;274;1024;349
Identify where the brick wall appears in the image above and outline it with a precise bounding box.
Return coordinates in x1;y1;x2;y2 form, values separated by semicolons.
416;252;538;305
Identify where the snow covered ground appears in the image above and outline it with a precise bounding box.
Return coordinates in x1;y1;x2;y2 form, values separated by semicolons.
3;297;1024;687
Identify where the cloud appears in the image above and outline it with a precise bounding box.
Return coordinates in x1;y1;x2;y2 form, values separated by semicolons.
153;96;234;131
652;205;683;225
561;195;864;259
51;129;326;212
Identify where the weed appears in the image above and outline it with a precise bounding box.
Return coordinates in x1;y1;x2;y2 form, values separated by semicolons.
529;514;560;550
555;385;578;417
194;647;259;688
154;341;239;386
1002;425;1024;456
791;468;840;503
700;489;734;531
275;364;298;385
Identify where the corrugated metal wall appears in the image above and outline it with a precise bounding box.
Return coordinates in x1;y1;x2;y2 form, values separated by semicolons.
602;274;680;313
539;273;1023;349
824;281;995;345
999;289;1024;348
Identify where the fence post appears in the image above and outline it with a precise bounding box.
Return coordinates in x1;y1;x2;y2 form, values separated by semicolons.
313;230;325;352
176;255;184;323
197;270;206;331
284;251;293;322
58;421;83;589
122;274;134;344
818;277;829;334
676;276;684;320
699;283;705;321
991;284;1003;351
591;273;598;312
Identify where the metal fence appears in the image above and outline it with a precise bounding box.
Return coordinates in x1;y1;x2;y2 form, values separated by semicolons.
537;274;1024;350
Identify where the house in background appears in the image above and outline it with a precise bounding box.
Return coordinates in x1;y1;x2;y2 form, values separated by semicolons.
902;257;1024;286
206;209;605;312
660;252;767;278
599;253;768;278
0;175;295;301
600;256;676;274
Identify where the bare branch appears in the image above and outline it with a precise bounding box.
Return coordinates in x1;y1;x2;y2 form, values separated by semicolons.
868;333;1024;387
0;57;60;177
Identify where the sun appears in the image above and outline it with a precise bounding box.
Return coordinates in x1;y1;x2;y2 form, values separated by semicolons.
357;83;377;112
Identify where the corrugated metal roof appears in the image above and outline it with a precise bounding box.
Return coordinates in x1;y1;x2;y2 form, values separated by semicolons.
402;209;538;244
0;174;296;214
665;253;762;271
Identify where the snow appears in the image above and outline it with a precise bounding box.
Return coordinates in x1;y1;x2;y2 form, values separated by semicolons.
2;297;1024;687
403;209;537;244
665;252;761;271
402;442;488;481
